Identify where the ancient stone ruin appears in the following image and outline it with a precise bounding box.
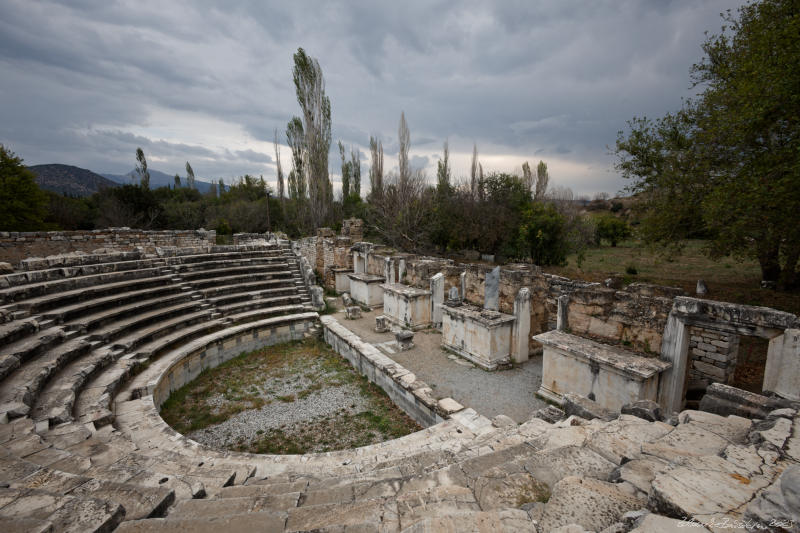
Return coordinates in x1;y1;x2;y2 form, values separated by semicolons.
0;225;797;532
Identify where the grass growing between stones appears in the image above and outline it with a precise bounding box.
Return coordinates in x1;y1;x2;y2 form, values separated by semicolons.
160;337;421;454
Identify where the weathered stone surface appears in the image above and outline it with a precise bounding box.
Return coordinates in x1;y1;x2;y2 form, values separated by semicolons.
630;513;711;532
115;512;285;533
642;422;733;462
539;476;645;532
530;405;565;424
649;464;770;520
587;415;673;465
677;410;751;444
523;446;617;489
474;471;550;510
744;465;800;532
698;382;774;419
484;266;500;311
403;508;537;533
621;400;662;422
563;393;616;422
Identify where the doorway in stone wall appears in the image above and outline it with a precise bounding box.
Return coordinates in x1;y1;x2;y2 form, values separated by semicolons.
730;335;770;394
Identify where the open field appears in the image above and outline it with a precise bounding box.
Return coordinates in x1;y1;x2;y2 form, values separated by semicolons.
160;338;421;454
543;239;800;315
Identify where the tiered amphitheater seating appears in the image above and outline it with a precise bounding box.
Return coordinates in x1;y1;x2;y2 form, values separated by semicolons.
1;242;796;531
0;242;319;530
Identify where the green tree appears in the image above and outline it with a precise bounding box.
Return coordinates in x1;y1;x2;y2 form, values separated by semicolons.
338;140;352;199
0;145;49;231
595;214;631;247
291;47;332;229
135;147;150;189
615;0;800;287
185;162;195;189
517;202;568;266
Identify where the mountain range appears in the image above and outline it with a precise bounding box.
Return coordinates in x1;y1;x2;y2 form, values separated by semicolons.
27;164;214;196
28;164;118;197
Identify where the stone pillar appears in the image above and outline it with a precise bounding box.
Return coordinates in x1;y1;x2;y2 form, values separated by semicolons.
384;257;395;283
484;266;500;311
353;251;362;274
398;259;406;284
430;273;444;329
658;311;690;413
512;288;531;363
556;294;570;331
460;272;466;304
764;328;800;401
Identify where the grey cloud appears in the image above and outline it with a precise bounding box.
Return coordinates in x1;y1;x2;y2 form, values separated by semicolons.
0;0;745;197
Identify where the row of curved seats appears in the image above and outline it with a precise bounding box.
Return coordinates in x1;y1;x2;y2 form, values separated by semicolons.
0;242;321;530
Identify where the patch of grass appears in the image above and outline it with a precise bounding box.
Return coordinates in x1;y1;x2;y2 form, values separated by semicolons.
160;337;421;453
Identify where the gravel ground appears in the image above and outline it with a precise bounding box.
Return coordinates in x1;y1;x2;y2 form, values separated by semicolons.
336;304;549;423
187;383;371;448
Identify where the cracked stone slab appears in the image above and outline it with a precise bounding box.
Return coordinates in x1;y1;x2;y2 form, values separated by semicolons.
539;476;645;532
586;415;673;465
649;464;770;520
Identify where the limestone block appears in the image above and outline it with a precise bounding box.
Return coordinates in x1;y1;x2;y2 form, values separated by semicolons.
630;513;711;532
621;399;663;422
484;266;500;311
587;416;673;465
649;464;770;521
539;476;645;532
744;465;800;531
374;315;390;333
523;446;617;489
437;398;464;416
345;306;361;320
563;393;617;422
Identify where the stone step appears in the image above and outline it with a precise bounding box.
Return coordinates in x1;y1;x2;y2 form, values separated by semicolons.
162;250;283;267
178;263;290;282
3;270;171;311
198;278;297;298
89;301;206;344
188;273;296;291
214;294;303;315
113;511;286;533
0;326;66;382
223;304;308;324
63;291;192;333
167;494;300;518
171;257;289;273
126;319;225;362
0;337;92;420
0;487;125;533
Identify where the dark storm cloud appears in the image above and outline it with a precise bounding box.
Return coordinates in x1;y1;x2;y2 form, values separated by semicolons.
0;0;743;195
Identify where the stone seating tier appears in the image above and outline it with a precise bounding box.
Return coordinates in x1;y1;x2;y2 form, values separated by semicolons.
1;243;796;531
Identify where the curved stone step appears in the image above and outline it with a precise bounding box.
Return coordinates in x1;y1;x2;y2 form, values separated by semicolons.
47;285;187;325
0;337;91;420
179;263;290;282
0;268;169;308
0;327;66;383
16;275;174;314
89;302;207;345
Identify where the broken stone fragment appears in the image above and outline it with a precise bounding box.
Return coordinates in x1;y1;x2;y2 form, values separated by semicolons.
563;393;617;422
621;399;663;422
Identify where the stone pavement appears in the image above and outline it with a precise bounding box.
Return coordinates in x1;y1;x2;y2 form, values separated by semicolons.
332;303;548;423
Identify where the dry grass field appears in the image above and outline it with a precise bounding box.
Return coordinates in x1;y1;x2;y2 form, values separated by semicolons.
544;239;800;316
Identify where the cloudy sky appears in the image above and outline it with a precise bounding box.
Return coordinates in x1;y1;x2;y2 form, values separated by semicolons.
0;0;743;197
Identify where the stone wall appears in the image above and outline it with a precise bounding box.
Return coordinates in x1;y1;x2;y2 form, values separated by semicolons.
0;229;215;266
564;284;678;355
688;326;740;384
294;236;692;354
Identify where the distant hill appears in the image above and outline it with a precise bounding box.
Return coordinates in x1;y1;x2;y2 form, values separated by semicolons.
102;169;214;193
28;164;119;197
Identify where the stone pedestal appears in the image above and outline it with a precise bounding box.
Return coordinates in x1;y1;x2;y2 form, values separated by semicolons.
381;283;432;330
347;273;385;308
534;330;671;412
331;267;353;293
441;303;515;370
